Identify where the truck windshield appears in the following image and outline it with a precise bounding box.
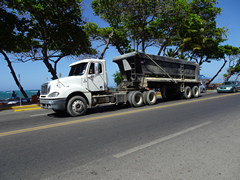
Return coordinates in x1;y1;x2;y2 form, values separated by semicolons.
69;63;88;76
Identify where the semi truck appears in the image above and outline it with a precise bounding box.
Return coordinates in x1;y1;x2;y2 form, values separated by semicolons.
40;51;200;116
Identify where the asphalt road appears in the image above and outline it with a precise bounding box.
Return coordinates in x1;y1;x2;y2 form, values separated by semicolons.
1;91;240;180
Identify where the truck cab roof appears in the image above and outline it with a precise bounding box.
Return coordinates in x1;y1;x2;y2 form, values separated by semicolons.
69;59;105;67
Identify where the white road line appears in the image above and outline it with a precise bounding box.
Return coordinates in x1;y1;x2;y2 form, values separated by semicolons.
113;121;212;158
30;113;50;117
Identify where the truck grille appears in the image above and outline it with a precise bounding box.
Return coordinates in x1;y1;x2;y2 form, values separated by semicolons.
41;83;50;95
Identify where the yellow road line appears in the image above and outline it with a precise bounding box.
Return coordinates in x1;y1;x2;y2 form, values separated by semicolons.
0;104;40;111
0;93;239;137
14;107;42;112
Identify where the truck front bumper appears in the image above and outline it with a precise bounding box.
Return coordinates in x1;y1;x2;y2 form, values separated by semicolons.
40;98;66;110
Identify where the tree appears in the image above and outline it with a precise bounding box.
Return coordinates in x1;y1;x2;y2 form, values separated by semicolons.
0;5;31;98
92;0;227;59
157;0;227;64
221;45;240;81
5;0;94;80
112;70;123;86
85;22;133;57
91;0;169;53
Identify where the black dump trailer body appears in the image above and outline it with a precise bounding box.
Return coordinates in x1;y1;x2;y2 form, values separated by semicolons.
113;51;200;99
113;51;200;88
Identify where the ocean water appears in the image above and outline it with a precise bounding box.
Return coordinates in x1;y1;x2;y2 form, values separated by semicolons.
0;90;39;101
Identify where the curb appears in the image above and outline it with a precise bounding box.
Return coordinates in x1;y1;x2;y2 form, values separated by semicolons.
0;104;40;111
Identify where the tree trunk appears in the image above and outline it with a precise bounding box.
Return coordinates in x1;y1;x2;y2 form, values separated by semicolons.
116;44;124;55
99;30;114;59
42;47;58;80
54;56;63;73
157;38;168;56
1;50;28;98
225;68;232;81
235;73;240;81
208;59;227;85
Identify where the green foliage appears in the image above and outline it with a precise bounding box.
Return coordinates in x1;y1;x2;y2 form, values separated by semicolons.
219;45;240;81
112;70;123;86
0;6;32;53
91;0;227;65
3;0;95;79
85;22;133;55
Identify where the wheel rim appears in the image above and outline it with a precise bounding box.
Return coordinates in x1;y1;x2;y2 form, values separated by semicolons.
149;92;156;102
72;100;84;113
134;93;142;105
186;88;191;97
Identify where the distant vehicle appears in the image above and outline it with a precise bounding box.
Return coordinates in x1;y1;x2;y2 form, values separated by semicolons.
200;83;206;93
217;81;240;93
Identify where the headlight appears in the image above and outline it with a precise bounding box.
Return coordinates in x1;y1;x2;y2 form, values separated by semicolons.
217;87;220;89
226;87;232;90
48;92;60;97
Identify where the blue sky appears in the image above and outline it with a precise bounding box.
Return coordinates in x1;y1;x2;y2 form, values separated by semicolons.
0;0;240;91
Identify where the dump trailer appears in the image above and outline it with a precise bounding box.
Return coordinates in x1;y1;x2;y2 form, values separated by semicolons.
40;51;200;117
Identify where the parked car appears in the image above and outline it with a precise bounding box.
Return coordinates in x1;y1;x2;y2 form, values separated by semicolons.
200;83;206;93
217;81;240;93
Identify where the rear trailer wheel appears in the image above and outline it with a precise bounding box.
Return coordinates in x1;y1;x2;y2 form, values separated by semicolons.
67;96;87;117
182;86;192;99
131;91;143;107
144;90;157;105
143;91;147;104
191;86;199;98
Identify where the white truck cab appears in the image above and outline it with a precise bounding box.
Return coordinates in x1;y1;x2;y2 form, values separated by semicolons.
68;59;108;92
40;59;108;116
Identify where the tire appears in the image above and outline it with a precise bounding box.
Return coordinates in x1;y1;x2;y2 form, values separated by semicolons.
182;86;192;99
67;96;87;117
144;90;157;105
232;88;236;93
131;91;143;107
191;86;199;98
127;91;134;106
143;91;148;104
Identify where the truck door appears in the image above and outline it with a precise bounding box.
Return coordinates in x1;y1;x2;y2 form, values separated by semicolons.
87;62;105;92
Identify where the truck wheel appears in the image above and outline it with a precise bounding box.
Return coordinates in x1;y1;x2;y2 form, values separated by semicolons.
182;86;192;99
131;91;143;107
144;90;157;105
67;96;87;117
127;91;134;106
191;86;199;98
143;91;147;104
